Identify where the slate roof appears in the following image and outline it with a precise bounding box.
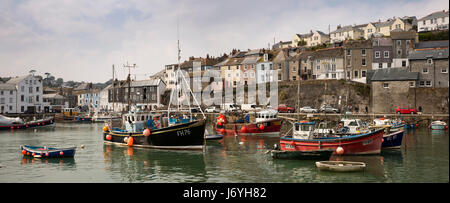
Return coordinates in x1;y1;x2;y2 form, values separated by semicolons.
418;10;449;21
415;40;449;49
370;67;419;81
330;25;363;34
408;48;449;60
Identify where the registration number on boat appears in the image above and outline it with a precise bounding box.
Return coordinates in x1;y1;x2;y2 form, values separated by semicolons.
177;129;191;136
362;139;373;145
285;144;295;149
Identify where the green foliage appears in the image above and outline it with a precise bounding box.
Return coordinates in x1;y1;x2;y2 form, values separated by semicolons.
419;30;449;41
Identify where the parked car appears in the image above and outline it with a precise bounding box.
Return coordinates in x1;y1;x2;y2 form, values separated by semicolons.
320;105;340;113
205;106;218;113
299;106;318;113
396;106;418;114
277;104;294;113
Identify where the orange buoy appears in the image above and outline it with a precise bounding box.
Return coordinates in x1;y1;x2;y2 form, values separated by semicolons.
32;153;35;156
45;152;49;157
103;126;109;132
106;134;112;141
220;128;225;134
381;138;384;143
60;151;64;156
336;146;344;155
241;126;247;133
21;150;26;155
143;129;151;136
127;137;134;147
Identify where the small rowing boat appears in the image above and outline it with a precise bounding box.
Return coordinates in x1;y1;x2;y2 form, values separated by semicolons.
20;145;76;158
315;161;366;172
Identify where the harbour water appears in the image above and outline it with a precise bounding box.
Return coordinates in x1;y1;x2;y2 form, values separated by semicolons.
0;122;448;183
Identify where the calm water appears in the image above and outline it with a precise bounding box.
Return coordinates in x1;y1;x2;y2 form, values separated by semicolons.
0;122;448;183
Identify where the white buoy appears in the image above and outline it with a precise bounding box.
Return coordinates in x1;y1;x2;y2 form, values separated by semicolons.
81;144;85;149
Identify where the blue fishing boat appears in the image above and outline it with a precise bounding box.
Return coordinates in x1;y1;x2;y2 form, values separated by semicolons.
20;145;76;158
382;130;404;149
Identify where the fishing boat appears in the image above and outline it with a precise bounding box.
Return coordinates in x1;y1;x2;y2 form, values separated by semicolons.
215;109;283;136
279;121;384;155
429;120;447;130
0;115;54;130
270;148;333;160
372;117;405;132
92;111;121;123
315;161;366;172
103;36;206;150
20;145;76;158
103;108;205;150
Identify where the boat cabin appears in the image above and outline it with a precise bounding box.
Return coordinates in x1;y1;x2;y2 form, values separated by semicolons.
255;109;278;123
293;121;315;139
123;111;159;132
62;108;80;116
341;118;368;134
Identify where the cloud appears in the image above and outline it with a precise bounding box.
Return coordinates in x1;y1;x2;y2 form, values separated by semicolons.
0;0;448;82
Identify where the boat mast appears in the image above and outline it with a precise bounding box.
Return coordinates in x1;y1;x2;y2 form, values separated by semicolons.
123;62;136;112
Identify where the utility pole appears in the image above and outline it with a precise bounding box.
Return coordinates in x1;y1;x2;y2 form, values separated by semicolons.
123;62;136;112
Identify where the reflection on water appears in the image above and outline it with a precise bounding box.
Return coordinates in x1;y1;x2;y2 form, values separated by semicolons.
0;122;448;183
103;144;206;183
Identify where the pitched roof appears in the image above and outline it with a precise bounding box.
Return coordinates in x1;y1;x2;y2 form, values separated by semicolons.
390;30;417;39
418;10;449;21
311;47;344;58
415;40;449;49
5;75;30;85
409;48;449;60
370;67;419;81
330;25;363;34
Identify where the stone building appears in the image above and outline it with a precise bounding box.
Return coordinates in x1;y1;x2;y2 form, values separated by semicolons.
409;48;449;87
390;30;418;68
344;40;373;83
370;67;419;113
311;47;345;80
372;37;393;69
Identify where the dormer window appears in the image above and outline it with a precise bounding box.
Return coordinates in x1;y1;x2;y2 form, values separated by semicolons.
264;54;268;61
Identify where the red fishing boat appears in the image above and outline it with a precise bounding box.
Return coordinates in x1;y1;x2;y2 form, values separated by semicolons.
279;121;384;155
215;109;283;136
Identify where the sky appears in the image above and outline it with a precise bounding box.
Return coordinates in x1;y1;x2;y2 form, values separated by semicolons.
0;0;448;83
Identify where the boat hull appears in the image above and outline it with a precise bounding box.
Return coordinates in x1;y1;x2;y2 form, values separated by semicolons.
216;118;282;136
430;125;446;130
271;149;333;160
0;117;54;130
104;119;206;150
382;130;404;149
21;145;76;158
280;129;384;155
316;161;366;172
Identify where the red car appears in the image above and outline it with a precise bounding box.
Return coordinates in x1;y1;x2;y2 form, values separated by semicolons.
395;106;418;114
277;104;294;113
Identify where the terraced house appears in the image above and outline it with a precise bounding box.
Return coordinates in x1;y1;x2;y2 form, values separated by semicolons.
344;40;373;83
292;30;330;47
363;17;413;39
417;10;449;32
311;47;345;80
409;48;449;87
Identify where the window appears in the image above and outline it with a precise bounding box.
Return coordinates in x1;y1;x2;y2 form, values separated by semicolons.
21;106;24;112
293;66;296;72
426;81;432;87
331;64;336;71
397;49;402;56
362;49;366;56
261;64;265;70
383;83;389;88
332;73;336;79
244;72;248;78
354;70;359;77
316;65;320;70
362;70;366;77
427;59;433;64
293;76;297;81
379;63;383;69
442;68;448;73
347;50;351;56
409;81;415;87
396;40;401;46
21;95;24;102
422;68;428;73
375;51;381;58
384;51;389;58
402;60;406;67
387;63;391;68
362;58;366;66
395;24;401;29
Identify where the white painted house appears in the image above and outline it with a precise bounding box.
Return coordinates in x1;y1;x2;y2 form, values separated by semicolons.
0;75;44;114
418;10;449;32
